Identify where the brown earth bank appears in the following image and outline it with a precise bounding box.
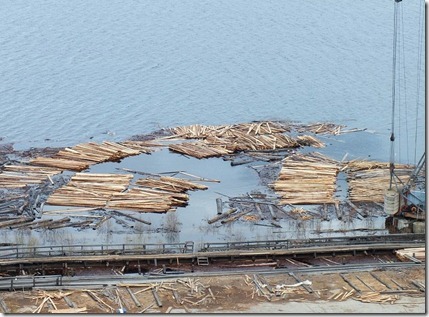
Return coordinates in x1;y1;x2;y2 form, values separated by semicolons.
0;266;424;314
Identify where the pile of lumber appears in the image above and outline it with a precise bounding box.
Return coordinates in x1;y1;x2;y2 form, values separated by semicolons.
343;160;413;203
30;141;152;171
0;165;62;188
135;176;208;192
395;247;425;262
272;152;340;205
169;141;233;158
46;173;133;207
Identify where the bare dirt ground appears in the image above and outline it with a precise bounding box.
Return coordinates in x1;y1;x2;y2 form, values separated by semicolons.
0;266;425;314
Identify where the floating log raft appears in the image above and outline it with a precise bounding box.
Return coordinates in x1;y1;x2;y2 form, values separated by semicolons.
167;122;299;159
0;165;62;188
343;160;413;203
170;121;290;139
108;187;188;212
46;172;209;213
46;173;133;208
272;153;340;205
291;122;345;135
169;141;232;159
135;176;208;193
30;141;153;171
205;133;299;152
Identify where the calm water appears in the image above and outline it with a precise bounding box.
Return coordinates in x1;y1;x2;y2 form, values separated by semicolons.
0;0;425;164
0;1;425;247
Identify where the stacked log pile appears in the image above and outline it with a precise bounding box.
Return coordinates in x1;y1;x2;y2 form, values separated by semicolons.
343;161;413;203
0;165;62;188
30;141;152;171
168;121;298;159
272;153;340;205
46;173;133;208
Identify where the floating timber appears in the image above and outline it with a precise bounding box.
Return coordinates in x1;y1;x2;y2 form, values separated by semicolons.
46;173;209;213
0;165;62;188
272;152;340;205
168;122;299;159
30;141;153;171
343;161;413;203
291;122;345;135
46;173;133;208
170;121;290;139
169;141;232;159
135;176;208;192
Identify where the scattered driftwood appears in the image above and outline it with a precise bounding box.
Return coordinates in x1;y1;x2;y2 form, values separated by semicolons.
220;209;252;224
208;208;237;224
111;210;151;225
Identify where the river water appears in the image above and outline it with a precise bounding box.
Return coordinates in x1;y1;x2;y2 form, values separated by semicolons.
0;0;425;163
0;1;425;247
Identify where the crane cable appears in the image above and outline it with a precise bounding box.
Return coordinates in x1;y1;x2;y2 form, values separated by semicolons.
414;0;424;165
389;0;400;189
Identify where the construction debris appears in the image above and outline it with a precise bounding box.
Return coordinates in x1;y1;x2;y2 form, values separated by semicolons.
395;248;425;262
